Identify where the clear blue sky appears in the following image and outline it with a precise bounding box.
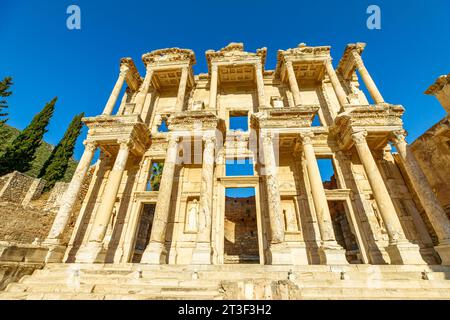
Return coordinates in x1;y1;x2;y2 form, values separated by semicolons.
1;0;449;166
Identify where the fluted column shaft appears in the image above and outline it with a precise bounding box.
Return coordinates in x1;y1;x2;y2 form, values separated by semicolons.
286;60;302;107
300;133;337;244
87;140;131;244
392;131;450;245
209;64;218;110
134;67;154;115
324;58;349;109
45;141;97;243
176;66;189;112
262;132;285;243
102;66;129;115
352;52;384;104
255;61;267;108
352;131;406;244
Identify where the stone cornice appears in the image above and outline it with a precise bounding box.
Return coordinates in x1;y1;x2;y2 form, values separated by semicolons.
251;105;320;129
168;111;220;132
205;42;267;74
120;57;142;92
425;74;450;95
142;48;196;67
274;43;331;78
331;104;405;150
336;43;366;79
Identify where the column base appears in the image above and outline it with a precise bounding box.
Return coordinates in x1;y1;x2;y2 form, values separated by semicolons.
140;242;167;264
75;242;106;263
43;238;66;263
287;242;309;265
318;242;348;265
385;241;426;265
268;243;292;265
191;243;212;265
435;243;450;265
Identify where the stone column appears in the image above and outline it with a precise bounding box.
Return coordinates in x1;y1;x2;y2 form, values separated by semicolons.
141;135;180;264
255;61;267;108
209;64;218;110
43;141;97;262
261;131;292;264
392;130;450;265
351;51;385;104
192;136;215;264
352;131;425;264
103;65;129;115
134;66;154;115
176;66;189;112
76;139;132;263
324;58;349;109
286;60;302;107
299;132;347;264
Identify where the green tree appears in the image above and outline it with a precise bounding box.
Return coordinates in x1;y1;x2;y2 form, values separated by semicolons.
38;112;84;189
149;162;164;191
0;97;56;176
0;77;13;147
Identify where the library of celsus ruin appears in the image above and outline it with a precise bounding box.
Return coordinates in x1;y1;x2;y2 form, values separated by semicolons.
35;42;449;270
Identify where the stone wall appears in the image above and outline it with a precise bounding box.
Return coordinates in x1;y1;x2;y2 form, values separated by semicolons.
0;172;46;206
411;116;450;219
0;166;95;246
224;196;259;263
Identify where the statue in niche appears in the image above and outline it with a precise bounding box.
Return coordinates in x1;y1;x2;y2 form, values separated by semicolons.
185;199;199;233
283;202;299;232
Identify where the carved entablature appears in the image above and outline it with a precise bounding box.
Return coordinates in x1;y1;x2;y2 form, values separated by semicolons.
331;104;405;150
336;43;366;80
120;58;142;92
142;48;196;68
425;74;450;95
168;111;220;133
251;105;320;130
83;115;151;156
205;42;267;74
147;135;168;157
275;43;331;82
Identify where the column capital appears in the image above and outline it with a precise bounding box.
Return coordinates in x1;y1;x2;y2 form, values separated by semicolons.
390;130;408;145
203;135;216;145
167;134;181;147
262;130;275;144
117;139;133;151
351;130;368;145
119;65;130;77
285;59;293;68
351;50;364;65
299;131;314;145
83;140;98;151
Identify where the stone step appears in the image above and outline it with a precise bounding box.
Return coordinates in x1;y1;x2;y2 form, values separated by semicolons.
295;287;450;299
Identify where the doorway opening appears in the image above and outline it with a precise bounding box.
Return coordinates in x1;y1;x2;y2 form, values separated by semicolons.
328;200;361;264
224;187;259;264
132;203;156;262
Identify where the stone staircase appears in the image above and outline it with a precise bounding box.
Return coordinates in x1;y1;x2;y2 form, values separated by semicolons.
1;263;450;300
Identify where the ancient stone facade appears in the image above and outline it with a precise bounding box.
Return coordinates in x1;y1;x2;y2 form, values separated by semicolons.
41;42;450;268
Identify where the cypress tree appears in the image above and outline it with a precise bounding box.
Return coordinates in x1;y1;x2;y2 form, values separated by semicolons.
0;77;13;145
0;77;13;124
0;97;56;176
39;112;84;189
